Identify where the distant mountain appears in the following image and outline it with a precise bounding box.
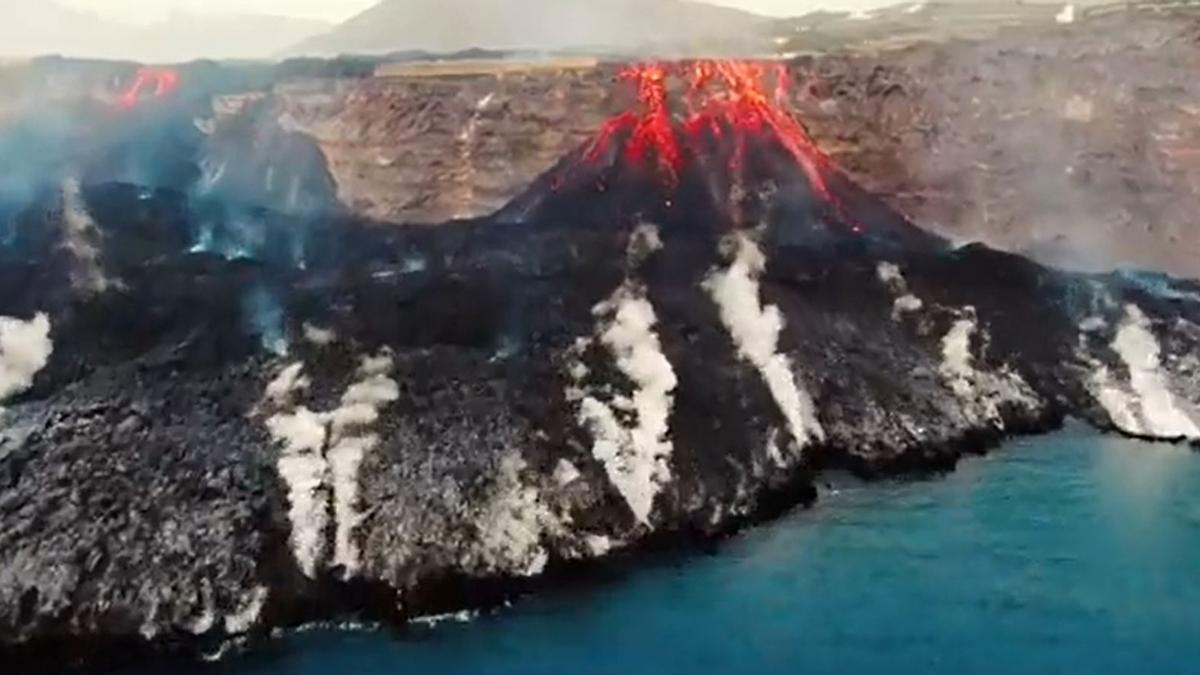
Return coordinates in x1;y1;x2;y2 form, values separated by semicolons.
0;3;331;63
290;0;769;56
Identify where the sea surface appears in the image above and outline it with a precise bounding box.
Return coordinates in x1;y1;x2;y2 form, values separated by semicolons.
160;426;1200;674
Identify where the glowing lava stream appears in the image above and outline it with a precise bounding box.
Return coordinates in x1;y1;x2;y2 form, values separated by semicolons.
575;60;856;229
118;67;181;109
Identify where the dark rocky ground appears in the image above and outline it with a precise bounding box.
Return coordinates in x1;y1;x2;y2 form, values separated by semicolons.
3;4;1200;671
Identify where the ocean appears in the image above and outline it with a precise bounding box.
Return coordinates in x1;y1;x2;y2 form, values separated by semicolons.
155;425;1200;674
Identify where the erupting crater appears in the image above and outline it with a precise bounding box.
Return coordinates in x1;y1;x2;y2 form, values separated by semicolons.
551;60;857;230
117;67;181;110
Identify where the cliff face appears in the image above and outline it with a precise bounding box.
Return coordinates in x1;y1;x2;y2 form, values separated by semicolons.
792;11;1200;279
8;8;1194;273
271;69;620;223
255;10;1200;276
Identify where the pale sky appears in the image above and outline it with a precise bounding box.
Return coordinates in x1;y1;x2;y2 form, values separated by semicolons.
58;0;897;24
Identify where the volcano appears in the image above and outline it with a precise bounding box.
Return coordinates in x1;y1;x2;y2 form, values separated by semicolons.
504;60;941;255
3;56;1200;672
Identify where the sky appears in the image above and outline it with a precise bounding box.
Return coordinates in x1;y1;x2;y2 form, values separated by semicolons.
57;0;898;24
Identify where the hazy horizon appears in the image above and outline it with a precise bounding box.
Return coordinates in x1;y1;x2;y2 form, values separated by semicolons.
56;0;900;25
1;0;910;62
7;0;1092;62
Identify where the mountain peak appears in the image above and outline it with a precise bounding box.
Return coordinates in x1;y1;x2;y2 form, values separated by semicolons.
0;2;332;62
291;0;769;57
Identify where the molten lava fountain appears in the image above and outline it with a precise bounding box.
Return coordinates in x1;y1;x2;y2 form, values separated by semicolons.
553;60;858;231
117;68;181;110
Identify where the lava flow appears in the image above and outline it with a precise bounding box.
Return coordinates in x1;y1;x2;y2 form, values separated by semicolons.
570;59;854;227
117;67;181;109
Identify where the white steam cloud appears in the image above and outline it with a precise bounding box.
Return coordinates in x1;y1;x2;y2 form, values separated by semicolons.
704;234;823;456
0;313;52;403
262;352;400;579
576;283;678;526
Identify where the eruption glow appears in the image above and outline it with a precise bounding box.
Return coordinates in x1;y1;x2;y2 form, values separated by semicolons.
572;60;852;226
117;68;181;109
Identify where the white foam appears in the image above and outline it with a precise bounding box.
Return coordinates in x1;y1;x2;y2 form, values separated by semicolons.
1056;3;1076;24
411;609;479;627
578;284;677;525
1106;305;1200;438
0;313;52;402
704;235;823;453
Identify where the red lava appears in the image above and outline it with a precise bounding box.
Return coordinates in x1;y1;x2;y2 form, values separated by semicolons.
572;60;858;229
118;68;181;110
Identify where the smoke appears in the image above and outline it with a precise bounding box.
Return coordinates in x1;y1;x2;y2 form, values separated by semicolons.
0;104;83;249
243;285;290;356
263;353;400;578
1106;304;1200;438
574;280;678;526
0;313;52;402
571;226;678;527
266;405;330;578
0;61;350;361
704;233;823;454
59;176;111;293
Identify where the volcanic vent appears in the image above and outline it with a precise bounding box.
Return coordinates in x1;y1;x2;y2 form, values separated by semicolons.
502;60;940;252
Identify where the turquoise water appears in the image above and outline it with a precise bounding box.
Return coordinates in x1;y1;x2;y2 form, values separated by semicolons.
192;426;1200;674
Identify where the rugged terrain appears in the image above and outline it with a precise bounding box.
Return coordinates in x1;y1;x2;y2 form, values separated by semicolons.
1;3;1200;671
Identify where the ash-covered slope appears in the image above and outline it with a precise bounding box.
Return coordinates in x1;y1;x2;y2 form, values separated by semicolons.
3;59;1200;670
